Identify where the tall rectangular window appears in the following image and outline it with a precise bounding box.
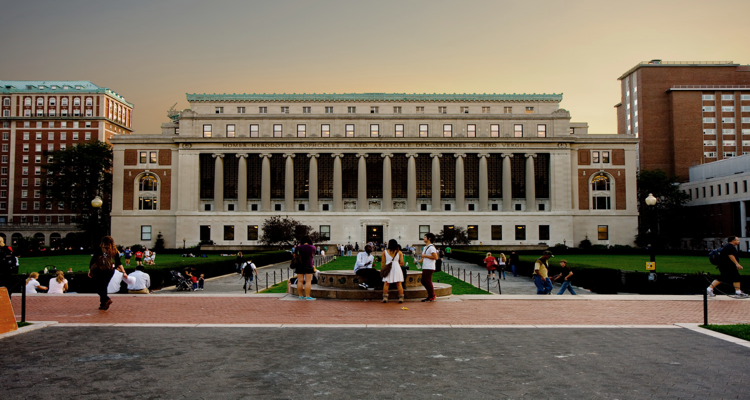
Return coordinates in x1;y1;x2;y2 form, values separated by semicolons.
226;124;236;138
443;124;452;138
247;225;259;240
200;225;211;242
321;124;330;138
467;225;478;240
297;124;306;138
150;152;157;164
320;225;331;240
602;151;610;163
419;225;430;239
514;124;523;138
139;151;147;164
491;124;500;138
370;124;379;137
467;124;476;138
224;225;234;240
141;225;152;241
592;151;600;163
345;124;355;137
539;225;550;241
273;124;282;137
203;124;212;138
514;225;527;240
395;124;404;138
419;124;429;138
537;124;546;138
598;225;608;240
250;124;259;137
491;225;503;240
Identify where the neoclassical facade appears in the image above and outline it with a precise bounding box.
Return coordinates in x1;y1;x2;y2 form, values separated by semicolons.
111;93;638;248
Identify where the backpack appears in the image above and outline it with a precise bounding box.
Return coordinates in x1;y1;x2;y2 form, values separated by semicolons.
708;248;721;266
93;252;114;272
0;246;16;275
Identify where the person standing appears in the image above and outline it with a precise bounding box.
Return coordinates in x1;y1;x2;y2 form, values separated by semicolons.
497;253;507;280
509;251;519;277
354;245;379;289
235;252;244;273
123;247;133;266
707;236;748;297
483;252;498;280
445;245;451;260
554;260;576;295
533;251;554;295
382;239;405;303
134;249;143;267
89;236;121;310
295;236;317;300
420;233;439;302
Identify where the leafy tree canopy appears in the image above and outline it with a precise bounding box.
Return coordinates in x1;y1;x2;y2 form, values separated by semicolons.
260;216;318;246
635;169;690;249
436;226;471;246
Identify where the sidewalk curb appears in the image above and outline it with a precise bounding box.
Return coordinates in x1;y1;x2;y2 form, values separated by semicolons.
0;321;58;340
674;323;750;349
47;323;682;329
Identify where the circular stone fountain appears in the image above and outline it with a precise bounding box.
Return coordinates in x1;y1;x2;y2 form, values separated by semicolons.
289;270;452;300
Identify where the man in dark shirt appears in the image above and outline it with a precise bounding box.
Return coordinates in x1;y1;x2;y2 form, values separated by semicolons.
707;236;748;297
554;260;576;295
509;252;520;277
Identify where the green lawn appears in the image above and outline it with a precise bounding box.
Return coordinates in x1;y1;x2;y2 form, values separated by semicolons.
701;324;750;341
18;253;236;274
262;255;489;295
517;254;744;275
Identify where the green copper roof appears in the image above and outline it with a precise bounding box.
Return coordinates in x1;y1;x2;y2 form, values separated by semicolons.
0;80;133;108
186;92;563;102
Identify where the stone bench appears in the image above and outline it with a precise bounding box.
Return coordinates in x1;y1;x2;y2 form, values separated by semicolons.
290;270;452;300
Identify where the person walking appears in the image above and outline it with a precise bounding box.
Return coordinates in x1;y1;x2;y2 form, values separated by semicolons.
483;252;498;280
554;260;576;295
295;236;317;300
89;236;121;310
509;251;519;277
707;236;748;297
235;252;244;274
242;257;258;291
497;253;507;280
381;239;405;303
533;251;554;295
420;233;439;302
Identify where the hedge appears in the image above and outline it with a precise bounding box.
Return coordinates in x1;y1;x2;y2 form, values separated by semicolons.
7;250;291;294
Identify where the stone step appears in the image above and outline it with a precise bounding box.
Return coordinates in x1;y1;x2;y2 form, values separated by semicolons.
289;282;452;299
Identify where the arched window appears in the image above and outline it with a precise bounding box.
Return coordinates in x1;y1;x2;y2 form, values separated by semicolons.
138;174;158;210
590;173;612;210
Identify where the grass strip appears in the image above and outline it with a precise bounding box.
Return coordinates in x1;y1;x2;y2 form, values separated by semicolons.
17;321;32;328
261;281;288;293
701;324;750;341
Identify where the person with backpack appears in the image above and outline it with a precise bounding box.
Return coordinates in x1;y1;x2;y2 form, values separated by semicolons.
420;233;439;302
533;251;554;295
707;236;748;298
88;236;122;310
242;257;258;291
483;252;498;280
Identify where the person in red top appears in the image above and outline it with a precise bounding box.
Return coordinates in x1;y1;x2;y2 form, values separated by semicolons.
483;252;498;280
134;250;144;266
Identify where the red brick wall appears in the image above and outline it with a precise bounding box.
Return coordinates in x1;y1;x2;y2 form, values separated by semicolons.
578;169;627;210
158;149;171;166
123;169;171;211
612;149;625;165
124;149;137;166
578;150;590;165
669;91;704;179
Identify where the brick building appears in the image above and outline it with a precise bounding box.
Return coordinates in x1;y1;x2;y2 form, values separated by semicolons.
615;60;750;180
0;81;133;247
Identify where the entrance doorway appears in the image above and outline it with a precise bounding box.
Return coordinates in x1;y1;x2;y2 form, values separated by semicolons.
366;225;383;244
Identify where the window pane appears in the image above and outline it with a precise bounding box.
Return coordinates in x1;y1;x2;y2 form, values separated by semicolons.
539;225;550;240
247;225;259;240
467;225;478;240
224;225;234;241
491;225;502;240
598;225;608;240
515;225;526;240
141;225;152;240
419;225;430;239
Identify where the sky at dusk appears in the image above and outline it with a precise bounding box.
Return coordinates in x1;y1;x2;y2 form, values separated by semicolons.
1;0;748;134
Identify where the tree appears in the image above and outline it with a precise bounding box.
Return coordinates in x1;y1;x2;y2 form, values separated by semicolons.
44;141;113;248
436;226;471;246
635;169;691;249
260;216;318;246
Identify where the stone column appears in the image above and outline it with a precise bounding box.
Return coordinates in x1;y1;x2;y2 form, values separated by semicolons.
478;154;489;212
431;153;442;212
454;154;465;212
406;153;418;212
332;154;343;211
308;153;319;212
237;153;248;211
284;153;295;212
357;153;368;212
741;200;748;239
260;154;272;212
381;153;393;212
525;153;537;212
212;153;224;211
502;153;513;211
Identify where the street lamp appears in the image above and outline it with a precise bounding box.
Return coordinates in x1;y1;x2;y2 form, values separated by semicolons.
91;196;103;249
645;193;658;265
183;238;186;250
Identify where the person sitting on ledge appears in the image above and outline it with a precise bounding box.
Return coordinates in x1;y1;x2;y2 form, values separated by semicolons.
127;265;151;294
354;244;380;290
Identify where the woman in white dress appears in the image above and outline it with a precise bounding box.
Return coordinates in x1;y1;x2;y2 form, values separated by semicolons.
382;239;405;303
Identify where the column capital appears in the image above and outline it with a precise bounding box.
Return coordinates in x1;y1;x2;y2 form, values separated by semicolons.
501;153;514;158
236;153;248;159
430;153;442;158
283;153;296;158
454;153;466;159
331;153;344;159
406;153;419;158
307;153;320;158
477;153;490;159
524;153;537;159
259;153;272;159
212;153;224;159
381;153;394;159
356;153;368;158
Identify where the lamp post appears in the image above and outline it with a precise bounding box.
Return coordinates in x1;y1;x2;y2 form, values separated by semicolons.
645;193;658;264
183;238;186;250
91;195;103;249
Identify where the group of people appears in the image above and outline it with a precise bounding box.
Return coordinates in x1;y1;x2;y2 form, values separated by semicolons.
123;247;156;267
